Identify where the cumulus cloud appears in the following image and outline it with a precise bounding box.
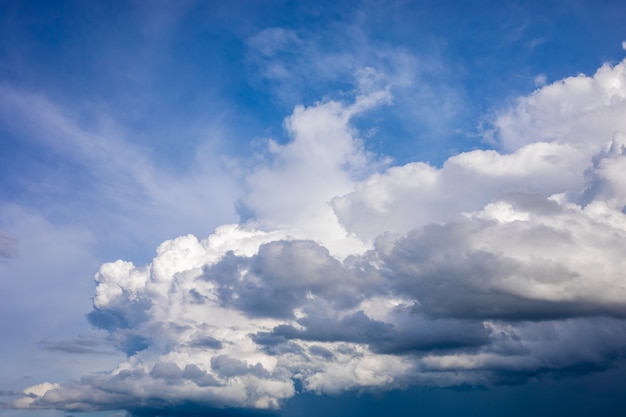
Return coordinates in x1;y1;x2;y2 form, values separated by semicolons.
332;58;626;241
378;194;626;320
494;59;626;153
14;58;626;415
331;141;588;241
239;88;390;256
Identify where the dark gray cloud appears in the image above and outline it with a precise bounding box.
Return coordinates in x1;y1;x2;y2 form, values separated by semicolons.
0;390;25;396
211;355;271;379
189;289;208;304
106;331;151;356
250;334;306;356
376;201;626;320
182;364;220;387
189;335;223;350
203;240;382;318
150;362;183;380
39;337;114;355
147;362;221;388
259;310;490;354
308;345;334;360
87;300;152;331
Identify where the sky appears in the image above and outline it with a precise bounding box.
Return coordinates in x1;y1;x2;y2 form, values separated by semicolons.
1;0;626;416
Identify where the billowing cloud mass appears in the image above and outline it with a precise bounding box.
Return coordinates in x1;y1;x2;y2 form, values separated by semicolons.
15;58;626;414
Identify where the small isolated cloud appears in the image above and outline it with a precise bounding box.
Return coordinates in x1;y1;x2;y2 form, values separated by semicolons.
533;73;547;87
13;58;626;415
13;382;60;409
0;390;22;396
248;28;304;60
39;336;116;355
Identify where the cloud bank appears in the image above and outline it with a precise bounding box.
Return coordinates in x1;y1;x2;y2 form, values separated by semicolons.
14;58;626;414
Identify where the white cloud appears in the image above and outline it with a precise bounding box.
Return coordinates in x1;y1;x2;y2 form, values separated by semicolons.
331;141;588;242
377;192;626;317
13;383;61;409
332;58;626;242
494;59;626;153
13;58;626;414
533;73;547;87
240;89;390;257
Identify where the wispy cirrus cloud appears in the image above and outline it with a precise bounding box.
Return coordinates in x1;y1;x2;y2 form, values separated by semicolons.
0;85;240;259
245;21;466;156
0;231;17;260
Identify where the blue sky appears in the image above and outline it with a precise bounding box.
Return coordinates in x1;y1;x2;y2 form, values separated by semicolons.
2;1;626;416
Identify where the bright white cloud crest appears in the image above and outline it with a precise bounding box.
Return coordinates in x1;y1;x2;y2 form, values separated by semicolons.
16;59;626;413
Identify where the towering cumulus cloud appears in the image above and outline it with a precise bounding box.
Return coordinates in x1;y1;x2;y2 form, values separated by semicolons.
15;59;626;414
